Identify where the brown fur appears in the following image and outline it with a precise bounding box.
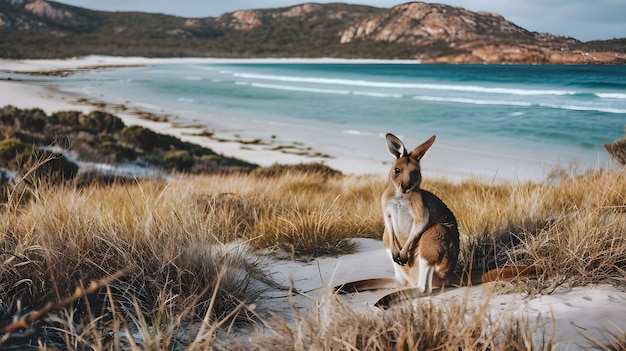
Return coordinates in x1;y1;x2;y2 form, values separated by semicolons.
381;133;459;292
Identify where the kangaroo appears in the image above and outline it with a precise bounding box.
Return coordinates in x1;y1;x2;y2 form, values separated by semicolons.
335;133;539;307
382;133;459;294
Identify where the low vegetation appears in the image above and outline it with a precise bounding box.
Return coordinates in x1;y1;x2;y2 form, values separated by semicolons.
605;125;626;166
0;106;257;184
0;152;624;348
0;105;624;349
252;291;545;350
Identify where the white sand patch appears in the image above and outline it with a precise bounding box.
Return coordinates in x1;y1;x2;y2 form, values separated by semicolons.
265;238;626;350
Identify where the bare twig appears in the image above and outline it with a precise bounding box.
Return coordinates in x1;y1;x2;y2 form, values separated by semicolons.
0;271;125;335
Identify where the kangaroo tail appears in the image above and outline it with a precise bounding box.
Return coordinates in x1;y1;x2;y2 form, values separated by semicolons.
334;278;398;294
375;265;541;308
449;265;541;287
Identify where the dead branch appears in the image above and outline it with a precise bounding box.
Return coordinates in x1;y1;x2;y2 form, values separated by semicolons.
0;271;125;335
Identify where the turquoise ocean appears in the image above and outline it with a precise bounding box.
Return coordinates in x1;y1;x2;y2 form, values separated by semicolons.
17;62;626;179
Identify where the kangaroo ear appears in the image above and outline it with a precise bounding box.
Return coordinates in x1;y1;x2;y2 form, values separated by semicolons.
386;133;407;159
410;135;436;160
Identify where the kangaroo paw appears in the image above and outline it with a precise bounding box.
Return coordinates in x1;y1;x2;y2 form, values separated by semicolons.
392;250;406;266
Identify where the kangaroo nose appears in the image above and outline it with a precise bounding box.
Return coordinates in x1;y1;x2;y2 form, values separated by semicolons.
401;184;411;193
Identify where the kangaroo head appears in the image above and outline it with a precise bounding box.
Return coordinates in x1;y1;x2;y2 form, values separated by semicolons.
385;133;436;194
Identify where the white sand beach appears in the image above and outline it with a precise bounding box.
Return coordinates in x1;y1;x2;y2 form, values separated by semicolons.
1;56;625;350
0;55;591;182
1;56;395;176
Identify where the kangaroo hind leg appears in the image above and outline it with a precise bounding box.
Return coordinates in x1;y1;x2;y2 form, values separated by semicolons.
416;223;458;294
416;256;435;294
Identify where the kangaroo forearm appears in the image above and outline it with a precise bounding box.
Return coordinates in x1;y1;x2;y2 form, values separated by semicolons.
400;225;426;256
384;219;401;252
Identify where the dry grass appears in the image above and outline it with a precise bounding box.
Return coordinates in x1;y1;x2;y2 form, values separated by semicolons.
0;163;625;349
191;172;383;257
250;290;547;351
585;323;626;351
0;176;269;348
423;168;626;290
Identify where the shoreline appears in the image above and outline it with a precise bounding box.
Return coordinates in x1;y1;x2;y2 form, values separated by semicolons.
0;56;611;182
1;56;412;178
8;80;392;177
0;55;423;75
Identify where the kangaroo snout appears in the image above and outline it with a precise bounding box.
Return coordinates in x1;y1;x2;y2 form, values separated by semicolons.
399;180;415;194
400;183;412;193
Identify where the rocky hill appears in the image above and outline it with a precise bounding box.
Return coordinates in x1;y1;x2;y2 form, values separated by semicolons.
1;0;624;63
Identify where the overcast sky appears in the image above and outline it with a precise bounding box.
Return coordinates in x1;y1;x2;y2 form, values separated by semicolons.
55;1;625;42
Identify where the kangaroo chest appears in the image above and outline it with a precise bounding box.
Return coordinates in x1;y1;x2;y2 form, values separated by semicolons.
385;194;428;245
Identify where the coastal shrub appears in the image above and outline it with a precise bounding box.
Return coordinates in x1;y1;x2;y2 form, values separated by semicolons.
0;105;19;124
53;110;126;133
120;125;192;153
164;150;194;171
1;106;259;175
0;168;9;202
253;162;342;178
605;138;626;166
72;169;135;187
0;138;78;182
189;154;256;174
19;108;47;132
97;140;137;162
51;110;82;126
79;111;126;133
28;149;79;182
0;137;31;167
120;125;159;152
0;106;47;135
604;125;626;166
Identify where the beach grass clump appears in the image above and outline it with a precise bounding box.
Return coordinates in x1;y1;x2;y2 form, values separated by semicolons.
189;171;383;257
421;168;626;290
0;179;269;348
251;196;358;257
250;292;544;351
517;170;626;288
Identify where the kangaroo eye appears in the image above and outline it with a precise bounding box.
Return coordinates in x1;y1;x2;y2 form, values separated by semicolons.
394;168;401;174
